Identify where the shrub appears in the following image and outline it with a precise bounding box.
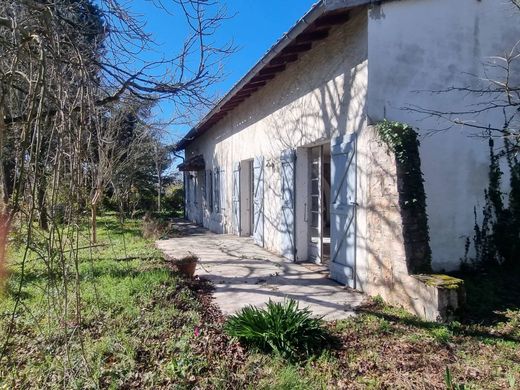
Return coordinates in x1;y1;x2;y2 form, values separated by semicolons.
141;213;172;239
163;184;184;215
224;299;329;361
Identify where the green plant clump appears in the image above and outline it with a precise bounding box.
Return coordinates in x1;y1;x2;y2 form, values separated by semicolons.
464;137;520;269
445;366;467;389
224;299;329;361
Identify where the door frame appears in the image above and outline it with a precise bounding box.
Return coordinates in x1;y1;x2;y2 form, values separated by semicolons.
239;159;254;237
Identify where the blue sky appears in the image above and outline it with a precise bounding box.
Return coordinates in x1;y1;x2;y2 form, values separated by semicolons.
128;0;317;144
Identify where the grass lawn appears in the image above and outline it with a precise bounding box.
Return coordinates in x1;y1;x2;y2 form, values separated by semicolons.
1;215;519;389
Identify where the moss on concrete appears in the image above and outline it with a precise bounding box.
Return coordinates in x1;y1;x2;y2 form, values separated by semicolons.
415;274;464;290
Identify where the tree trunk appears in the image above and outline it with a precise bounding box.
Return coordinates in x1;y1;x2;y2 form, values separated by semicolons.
0;164;7;216
91;202;97;244
0;104;7;215
37;176;48;231
91;187;102;244
0;213;10;292
157;172;162;212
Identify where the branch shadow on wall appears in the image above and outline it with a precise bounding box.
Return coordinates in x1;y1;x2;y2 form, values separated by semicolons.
183;10;452;321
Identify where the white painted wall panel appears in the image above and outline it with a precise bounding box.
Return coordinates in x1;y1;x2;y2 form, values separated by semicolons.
367;0;520;270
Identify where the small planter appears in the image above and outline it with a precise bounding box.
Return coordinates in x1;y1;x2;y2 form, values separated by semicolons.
174;254;199;278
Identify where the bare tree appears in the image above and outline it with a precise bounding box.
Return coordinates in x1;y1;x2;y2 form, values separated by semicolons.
0;0;232;380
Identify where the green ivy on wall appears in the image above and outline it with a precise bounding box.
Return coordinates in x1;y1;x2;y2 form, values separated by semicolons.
376;120;432;274
377;120;417;164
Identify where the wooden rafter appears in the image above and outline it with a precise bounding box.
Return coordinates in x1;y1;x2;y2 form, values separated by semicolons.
296;30;330;42
187;10;353;138
269;53;299;65
258;64;286;75
314;12;350;27
281;43;312;54
250;74;276;83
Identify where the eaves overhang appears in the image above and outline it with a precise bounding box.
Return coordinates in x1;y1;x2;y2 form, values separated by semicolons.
178;154;205;171
175;0;378;151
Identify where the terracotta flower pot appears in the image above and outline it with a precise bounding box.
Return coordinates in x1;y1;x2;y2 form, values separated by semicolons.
173;253;199;278
175;257;198;278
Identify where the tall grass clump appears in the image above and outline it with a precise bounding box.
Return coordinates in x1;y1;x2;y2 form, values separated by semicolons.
224;299;329;361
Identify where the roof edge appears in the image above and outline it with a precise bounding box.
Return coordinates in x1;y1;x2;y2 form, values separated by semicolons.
175;0;375;151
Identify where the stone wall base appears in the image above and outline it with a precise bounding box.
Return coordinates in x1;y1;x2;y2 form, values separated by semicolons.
375;274;465;322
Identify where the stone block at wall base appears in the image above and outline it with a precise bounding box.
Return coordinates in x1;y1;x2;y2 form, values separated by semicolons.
409;274;465;322
363;272;465;322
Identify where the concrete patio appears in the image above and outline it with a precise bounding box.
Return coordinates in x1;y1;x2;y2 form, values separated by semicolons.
156;220;366;320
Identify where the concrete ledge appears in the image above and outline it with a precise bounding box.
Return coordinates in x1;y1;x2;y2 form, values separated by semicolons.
366;272;465;322
409;274;465;322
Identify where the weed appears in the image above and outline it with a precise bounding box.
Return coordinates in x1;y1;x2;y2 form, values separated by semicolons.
377;318;392;334
445;366;467;389
431;327;453;344
372;295;385;306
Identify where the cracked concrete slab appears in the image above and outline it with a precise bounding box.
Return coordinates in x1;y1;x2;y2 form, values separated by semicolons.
156;219;366;320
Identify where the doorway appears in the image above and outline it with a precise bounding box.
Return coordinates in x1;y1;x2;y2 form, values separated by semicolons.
239;159;254;237
308;143;331;265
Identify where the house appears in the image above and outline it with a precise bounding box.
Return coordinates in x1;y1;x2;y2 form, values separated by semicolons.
175;0;519;318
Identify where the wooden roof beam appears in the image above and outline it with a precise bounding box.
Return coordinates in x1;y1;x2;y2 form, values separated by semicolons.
259;64;286;75
314;12;350;27
227;100;245;106
222;102;242;110
221;100;242;108
250;74;276;83
243;81;267;89
281;43;312;54
269;53;299;65
239;86;259;93
296;30;329;43
234;92;253;99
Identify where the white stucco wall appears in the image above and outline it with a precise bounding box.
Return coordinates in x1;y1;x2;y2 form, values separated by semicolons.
367;0;520;270
179;0;520;317
186;8;368;257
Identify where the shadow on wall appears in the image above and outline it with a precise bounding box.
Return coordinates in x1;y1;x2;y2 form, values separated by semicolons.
206;9;369;249
188;9;452;319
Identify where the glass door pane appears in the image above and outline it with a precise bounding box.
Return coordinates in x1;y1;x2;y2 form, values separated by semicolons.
309;146;322;260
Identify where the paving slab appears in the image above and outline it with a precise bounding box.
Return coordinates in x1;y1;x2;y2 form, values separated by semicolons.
156;219;366;320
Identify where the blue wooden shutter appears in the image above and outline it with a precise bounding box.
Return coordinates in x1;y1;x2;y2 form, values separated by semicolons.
213;168;220;213
280;149;296;260
232;162;241;235
206;170;213;212
183;172;188;215
199;171;208;210
186;173;191;204
193;172;198;205
219;167;226;211
253;156;264;246
330;133;357;288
